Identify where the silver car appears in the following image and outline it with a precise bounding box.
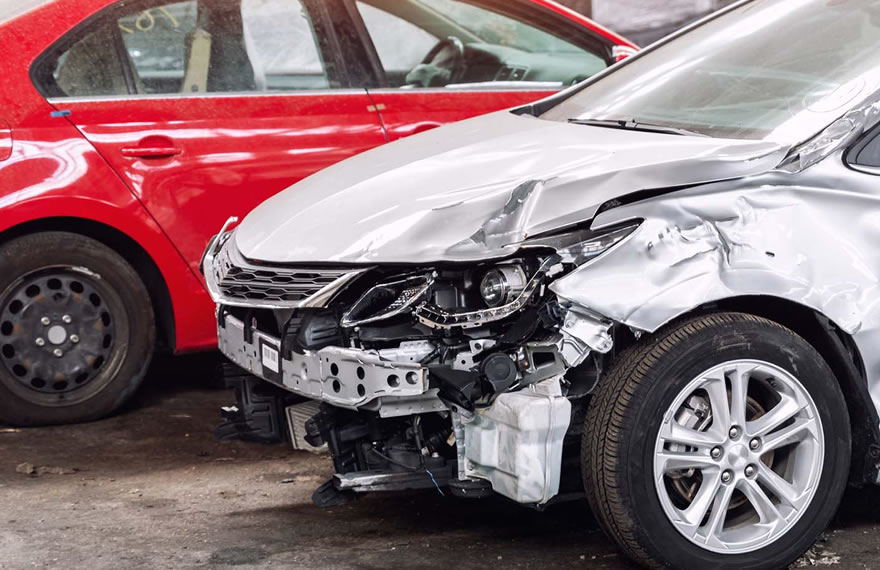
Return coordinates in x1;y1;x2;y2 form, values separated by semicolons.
205;0;880;567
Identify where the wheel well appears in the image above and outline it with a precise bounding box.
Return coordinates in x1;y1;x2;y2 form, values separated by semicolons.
695;296;880;485
0;218;176;353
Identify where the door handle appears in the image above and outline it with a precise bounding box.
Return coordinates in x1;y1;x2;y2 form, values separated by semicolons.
121;136;182;159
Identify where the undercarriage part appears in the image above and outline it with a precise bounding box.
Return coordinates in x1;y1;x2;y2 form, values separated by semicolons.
556;305;613;367
460;377;571;504
448;477;494;498
312;479;360;508
305;406;458;500
214;366;300;444
285;400;326;453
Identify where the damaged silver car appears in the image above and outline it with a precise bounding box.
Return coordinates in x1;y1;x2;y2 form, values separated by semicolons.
205;0;880;567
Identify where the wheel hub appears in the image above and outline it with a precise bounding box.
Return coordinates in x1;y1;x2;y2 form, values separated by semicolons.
0;270;116;396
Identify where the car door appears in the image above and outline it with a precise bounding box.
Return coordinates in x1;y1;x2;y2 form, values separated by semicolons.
337;0;618;140
31;0;388;277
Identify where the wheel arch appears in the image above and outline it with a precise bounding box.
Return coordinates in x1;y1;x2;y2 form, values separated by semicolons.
0;217;176;352
680;295;880;485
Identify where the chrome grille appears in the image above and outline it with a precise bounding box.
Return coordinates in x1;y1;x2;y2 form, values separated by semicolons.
207;237;365;309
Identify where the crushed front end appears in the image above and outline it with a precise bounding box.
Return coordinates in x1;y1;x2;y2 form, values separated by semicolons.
205;222;636;505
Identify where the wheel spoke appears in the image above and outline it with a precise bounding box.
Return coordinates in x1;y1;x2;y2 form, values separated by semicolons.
756;462;806;511
761;416;818;452
740;478;783;527
702;376;731;437
656;449;717;473
677;468;723;536
700;479;736;541
660;420;726;449
748;394;805;438
728;363;753;428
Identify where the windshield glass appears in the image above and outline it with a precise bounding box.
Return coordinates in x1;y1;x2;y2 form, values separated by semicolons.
541;0;880;143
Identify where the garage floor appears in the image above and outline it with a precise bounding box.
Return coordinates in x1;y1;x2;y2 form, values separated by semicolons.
0;356;875;569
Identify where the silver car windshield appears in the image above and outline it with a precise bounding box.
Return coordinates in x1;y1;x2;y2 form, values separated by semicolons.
542;0;880;144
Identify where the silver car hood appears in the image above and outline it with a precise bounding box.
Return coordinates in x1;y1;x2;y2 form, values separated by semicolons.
235;111;788;264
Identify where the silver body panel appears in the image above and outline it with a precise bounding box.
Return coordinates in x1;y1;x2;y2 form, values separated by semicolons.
234;111;786;264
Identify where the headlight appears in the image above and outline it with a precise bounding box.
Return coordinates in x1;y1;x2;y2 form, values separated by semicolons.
525;223;640;265
341;274;433;328
480;265;527;308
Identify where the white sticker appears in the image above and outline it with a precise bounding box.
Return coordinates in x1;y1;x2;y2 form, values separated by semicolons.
261;344;280;373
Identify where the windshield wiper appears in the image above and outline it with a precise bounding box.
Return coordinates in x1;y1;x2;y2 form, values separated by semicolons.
567;118;708;137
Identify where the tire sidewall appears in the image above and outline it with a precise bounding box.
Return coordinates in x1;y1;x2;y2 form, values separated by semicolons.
619;319;850;569
0;232;155;425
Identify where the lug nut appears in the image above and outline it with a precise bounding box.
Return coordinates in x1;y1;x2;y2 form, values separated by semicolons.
53;349;63;358
745;464;757;478
749;437;761;451
721;470;733;484
35;338;45;347
70;335;79;344
728;426;741;440
40;317;50;326
710;446;723;459
62;315;72;324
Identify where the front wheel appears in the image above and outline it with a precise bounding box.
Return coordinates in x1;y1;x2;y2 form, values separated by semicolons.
0;232;155;426
582;312;850;569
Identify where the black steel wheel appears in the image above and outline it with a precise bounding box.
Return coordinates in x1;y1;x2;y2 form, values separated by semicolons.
0;232;155;426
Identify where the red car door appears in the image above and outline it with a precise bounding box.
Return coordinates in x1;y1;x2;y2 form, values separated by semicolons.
32;0;387;276
338;0;623;140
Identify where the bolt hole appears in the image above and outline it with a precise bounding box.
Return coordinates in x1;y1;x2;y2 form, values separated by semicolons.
1;344;14;359
47;279;62;290
52;381;68;391
31;378;46;389
89;294;101;307
330;363;339;376
75;373;89;384
102;335;112;349
12;364;27;377
388;374;399;388
92;355;105;370
406;372;419;385
8;300;23;314
356;366;365;380
70;281;84;294
332;380;341;393
25;285;40;298
357;384;365;397
0;322;12;336
101;312;111;326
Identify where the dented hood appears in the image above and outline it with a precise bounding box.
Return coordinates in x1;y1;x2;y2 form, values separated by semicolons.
235;111;788;264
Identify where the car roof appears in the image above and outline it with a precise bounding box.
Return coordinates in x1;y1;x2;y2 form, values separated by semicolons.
1;0;56;24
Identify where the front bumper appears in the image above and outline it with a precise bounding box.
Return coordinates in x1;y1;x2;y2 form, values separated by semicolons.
217;312;434;410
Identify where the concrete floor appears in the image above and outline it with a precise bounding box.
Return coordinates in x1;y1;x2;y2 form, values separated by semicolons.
0;355;876;569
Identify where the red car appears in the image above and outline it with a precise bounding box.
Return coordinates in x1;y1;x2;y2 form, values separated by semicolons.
0;0;634;426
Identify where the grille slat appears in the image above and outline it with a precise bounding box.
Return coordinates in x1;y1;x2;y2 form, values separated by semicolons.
212;242;356;306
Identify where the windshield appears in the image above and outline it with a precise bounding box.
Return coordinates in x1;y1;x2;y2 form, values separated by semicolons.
418;0;587;54
541;0;880;143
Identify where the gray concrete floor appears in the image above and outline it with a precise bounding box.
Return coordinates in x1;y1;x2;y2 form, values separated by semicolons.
0;355;875;569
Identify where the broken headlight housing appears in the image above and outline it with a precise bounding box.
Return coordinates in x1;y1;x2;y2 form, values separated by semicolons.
341;274;434;328
479;265;528;308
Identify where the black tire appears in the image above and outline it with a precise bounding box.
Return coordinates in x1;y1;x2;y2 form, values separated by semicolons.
0;232;155;426
582;312;850;570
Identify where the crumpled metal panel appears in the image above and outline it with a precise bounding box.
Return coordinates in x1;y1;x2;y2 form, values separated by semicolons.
234;110;786;264
550;149;880;413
